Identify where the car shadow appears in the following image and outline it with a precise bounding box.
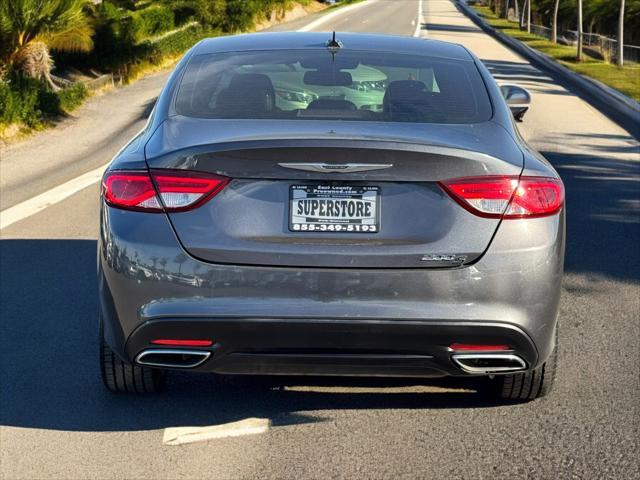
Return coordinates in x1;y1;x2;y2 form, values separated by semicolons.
423;23;482;33
482;59;566;87
542;149;640;281
2;138;638;431
3;136;639;430
0;239;505;433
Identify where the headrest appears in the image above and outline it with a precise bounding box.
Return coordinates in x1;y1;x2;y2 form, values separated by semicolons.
216;73;275;115
383;80;429;112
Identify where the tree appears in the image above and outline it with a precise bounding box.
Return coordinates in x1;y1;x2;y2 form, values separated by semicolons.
617;0;625;66
174;253;188;275
0;0;93;89
551;0;560;43
158;258;168;274
577;0;583;60
526;0;531;33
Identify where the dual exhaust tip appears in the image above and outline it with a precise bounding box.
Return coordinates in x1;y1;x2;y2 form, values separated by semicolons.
135;349;528;374
451;353;527;373
136;349;211;368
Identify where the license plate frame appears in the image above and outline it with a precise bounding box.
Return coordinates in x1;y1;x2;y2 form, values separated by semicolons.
289;184;380;233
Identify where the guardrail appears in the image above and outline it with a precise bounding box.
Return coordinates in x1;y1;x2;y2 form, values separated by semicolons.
457;0;640;139
527;24;639;64
83;74;115;90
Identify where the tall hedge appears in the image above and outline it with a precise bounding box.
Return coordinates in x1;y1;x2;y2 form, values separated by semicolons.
222;0;298;32
129;5;174;41
138;24;214;63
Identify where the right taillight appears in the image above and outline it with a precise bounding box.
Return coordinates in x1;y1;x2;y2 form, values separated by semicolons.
102;170;229;212
439;175;564;219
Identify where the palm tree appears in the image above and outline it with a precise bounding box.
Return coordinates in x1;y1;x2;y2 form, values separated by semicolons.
174;253;188;275
551;0;560;43
577;0;583;60
158;258;168;274
0;0;93;90
617;0;625;66
517;0;530;32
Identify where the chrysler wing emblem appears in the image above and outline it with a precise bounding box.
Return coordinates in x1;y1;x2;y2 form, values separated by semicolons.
278;163;393;173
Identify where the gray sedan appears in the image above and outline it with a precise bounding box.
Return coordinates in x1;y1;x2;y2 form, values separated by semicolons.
99;32;564;402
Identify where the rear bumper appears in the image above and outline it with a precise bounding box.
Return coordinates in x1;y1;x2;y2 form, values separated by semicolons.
125;318;537;377
99;202;564;375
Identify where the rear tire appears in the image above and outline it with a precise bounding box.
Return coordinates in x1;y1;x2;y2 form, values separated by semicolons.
490;341;557;401
100;339;166;394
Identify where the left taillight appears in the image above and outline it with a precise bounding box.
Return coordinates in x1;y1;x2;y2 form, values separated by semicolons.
102;170;229;212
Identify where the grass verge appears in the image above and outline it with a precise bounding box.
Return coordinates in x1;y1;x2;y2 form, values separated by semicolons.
471;5;640;101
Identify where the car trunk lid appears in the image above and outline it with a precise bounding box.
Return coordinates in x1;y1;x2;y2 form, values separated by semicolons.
145;118;523;268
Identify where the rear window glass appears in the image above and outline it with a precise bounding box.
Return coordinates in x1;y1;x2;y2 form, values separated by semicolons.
175;49;492;124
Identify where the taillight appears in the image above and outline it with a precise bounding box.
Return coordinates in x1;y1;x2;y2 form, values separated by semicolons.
150;339;213;347
449;343;510;352
102;170;229;212
439;176;564;219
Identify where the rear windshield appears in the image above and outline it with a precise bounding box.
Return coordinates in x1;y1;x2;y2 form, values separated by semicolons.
175;49;492;124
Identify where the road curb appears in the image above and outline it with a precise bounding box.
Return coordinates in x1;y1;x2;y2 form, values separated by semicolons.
455;0;640;139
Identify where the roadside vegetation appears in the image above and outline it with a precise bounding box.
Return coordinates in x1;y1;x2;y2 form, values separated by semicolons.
0;0;330;140
472;1;640;100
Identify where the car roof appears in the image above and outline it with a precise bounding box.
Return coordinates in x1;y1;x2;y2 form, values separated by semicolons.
194;31;474;61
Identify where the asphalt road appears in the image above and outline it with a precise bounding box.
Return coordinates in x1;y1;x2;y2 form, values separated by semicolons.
1;1;639;478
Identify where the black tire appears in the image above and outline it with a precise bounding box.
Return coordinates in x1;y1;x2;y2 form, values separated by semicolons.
489;341;557;401
100;340;166;394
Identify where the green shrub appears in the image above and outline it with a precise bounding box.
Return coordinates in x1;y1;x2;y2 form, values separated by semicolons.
90;1;177;70
223;0;256;32
100;1;127;21
221;0;298;32
37;88;61;116
90;2;136;69
129;5;174;41
134;23;212;65
169;0;227;28
0;74;44;126
105;4;174;45
150;24;210;56
0;72;88;127
58;82;87;111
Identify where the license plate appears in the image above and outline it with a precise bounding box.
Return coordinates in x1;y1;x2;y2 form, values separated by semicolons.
289;185;380;233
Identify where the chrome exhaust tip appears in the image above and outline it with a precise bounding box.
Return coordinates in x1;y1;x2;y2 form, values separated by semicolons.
452;354;527;374
135;349;211;368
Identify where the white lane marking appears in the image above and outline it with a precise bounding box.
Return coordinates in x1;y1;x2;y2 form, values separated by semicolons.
0;163;108;230
297;0;378;32
163;418;270;446
414;0;424;37
0;0;380;230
